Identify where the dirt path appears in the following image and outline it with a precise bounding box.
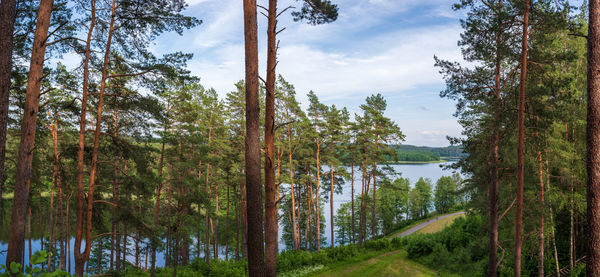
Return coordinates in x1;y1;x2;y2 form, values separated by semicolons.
398;211;466;237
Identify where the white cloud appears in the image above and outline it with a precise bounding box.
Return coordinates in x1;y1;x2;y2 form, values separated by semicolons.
159;0;465;146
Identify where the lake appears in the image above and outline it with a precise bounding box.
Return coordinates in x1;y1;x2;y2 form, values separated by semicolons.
0;161;458;272
312;161;459;248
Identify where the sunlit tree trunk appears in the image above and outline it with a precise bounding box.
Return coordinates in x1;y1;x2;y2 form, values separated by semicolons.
286;111;298;249
6;0;54;266
47;113;59;269
371;140;378;238
315;142;321;250
75;1;96;273
330;164;334;247
79;0;117;272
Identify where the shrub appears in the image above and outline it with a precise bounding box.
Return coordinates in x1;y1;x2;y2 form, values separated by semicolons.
391;236;407;249
208;260;247;277
405;234;436;258
364;238;391;251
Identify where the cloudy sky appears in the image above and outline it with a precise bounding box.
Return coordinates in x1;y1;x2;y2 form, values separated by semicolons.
153;0;465;146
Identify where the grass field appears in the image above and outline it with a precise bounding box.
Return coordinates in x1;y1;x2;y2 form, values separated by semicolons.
416;213;465;234
307;250;440;277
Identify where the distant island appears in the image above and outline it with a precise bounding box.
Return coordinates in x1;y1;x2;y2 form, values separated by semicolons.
390;144;465;163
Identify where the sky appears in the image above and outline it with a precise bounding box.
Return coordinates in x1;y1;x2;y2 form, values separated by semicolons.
152;0;466;147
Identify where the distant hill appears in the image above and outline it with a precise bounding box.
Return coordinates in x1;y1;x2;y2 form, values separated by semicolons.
391;144;465;162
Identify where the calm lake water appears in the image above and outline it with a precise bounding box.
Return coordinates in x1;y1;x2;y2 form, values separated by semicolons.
317;161;459;248
0;161;459;272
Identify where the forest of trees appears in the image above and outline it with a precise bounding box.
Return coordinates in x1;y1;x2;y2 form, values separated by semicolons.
7;0;600;276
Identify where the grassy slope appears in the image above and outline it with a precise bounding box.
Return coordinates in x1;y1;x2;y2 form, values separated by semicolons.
308;250;440;277
416;213;465;234
306;213;467;277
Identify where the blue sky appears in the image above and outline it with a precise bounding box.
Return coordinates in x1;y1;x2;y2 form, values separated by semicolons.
154;0;466;146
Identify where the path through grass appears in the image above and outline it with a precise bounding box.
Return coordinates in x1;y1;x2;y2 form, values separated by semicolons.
416;213;466;234
307;250;439;277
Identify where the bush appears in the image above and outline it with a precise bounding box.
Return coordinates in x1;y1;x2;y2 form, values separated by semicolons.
364;238;391;251
391;236;407;249
207;260;247;277
189;259;210;276
405;234;436;258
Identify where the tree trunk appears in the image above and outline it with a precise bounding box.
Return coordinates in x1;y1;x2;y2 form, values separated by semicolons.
112;110;120;271
286;113;298;250
225;183;230;260
48;115;59;269
166;178;173;267
77;1;117;274
546;160;559;275
241;169;248;258
116;221;121;271
151;122;167;277
488;2;503;276
264;2;278;275
67;193;71;274
315;143;321;251
75;1;96;274
243;0;266;274
123;221;128;266
205;164;211;264
537;151;544;277
330;164;334;247
214;183;219;259
358;168;365;245
28;206;32;266
351;157;355;244
58;176;65;270
0;0;17;210
587;0;600;273
514;0;529;275
5;0;53;266
371;143;378;239
235;184;241;260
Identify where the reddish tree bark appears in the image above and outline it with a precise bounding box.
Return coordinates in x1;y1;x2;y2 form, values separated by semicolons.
5;0;54;267
0;0;17;208
76;0;116;274
243;0;266;275
74;0;96;275
330;164;334;247
286;110;299;249
264;0;278;275
587;0;600;274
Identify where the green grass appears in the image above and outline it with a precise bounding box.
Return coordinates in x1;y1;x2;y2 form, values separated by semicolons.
415;213;465;235
307;250;440;277
386;211;465;239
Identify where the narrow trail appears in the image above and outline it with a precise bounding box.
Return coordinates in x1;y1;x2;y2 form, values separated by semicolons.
397;211;466;237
